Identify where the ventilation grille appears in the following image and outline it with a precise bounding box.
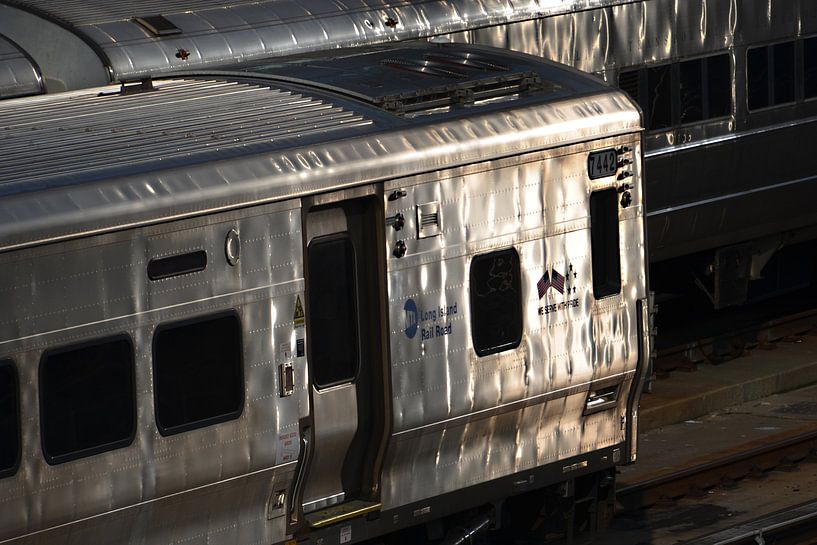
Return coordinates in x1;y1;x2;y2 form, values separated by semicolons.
377;71;543;116
416;202;441;239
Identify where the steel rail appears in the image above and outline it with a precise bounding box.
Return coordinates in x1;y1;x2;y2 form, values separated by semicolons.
617;428;817;512
682;499;817;545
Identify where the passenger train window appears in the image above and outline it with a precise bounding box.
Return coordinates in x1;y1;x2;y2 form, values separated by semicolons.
748;42;795;110
646;65;672;130
307;235;359;387
618;70;640;105
590;189;622;299
773;42;796;105
619;53;731;130
707;54;732;118
153;313;243;436
679;58;704;124
805;37;817;98
40;336;135;464
747;47;769;109
680;55;732;123
469;248;522;357
0;361;20;477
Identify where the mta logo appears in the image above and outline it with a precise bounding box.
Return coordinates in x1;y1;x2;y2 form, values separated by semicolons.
404;298;419;339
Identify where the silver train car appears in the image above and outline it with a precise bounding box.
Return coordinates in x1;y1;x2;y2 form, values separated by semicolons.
2;0;813;306
0;43;649;544
447;0;817;306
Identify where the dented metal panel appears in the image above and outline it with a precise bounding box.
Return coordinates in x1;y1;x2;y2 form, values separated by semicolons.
0;80;639;253
0;41;646;545
0;200;307;543
0;33;42;98
380;136;645;508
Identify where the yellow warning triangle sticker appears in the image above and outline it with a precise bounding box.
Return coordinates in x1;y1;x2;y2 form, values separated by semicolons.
293;295;305;327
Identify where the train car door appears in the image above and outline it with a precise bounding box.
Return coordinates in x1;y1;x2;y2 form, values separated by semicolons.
294;187;390;529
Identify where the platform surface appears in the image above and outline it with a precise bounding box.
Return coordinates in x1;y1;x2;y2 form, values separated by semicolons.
640;334;817;432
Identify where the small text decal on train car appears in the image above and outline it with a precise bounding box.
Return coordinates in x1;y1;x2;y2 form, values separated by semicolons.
404;298;458;341
538;264;579;315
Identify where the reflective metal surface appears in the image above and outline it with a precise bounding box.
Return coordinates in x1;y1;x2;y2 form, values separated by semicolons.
0;67;638;254
0;199;307;544
442;0;817;261
0;33;42;98
380;136;645;508
0;43;646;545
0;78;372;189
1;0;639;84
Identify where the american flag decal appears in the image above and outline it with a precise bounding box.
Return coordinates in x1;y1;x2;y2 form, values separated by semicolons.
550;269;565;294
537;267;567;297
537;271;550;299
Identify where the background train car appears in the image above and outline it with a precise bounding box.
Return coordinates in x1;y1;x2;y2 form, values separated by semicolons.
0;43;648;544
0;33;42;99
2;0;811;308
447;0;817;308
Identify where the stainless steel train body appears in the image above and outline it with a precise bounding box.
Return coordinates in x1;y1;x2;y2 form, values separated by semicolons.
446;0;817;304
2;0;813;305
0;44;649;544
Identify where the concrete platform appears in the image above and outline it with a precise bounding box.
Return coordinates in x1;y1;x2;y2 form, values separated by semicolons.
640;334;817;432
624;381;817;486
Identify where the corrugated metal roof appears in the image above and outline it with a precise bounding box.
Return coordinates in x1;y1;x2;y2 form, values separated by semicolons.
0;78;372;191
0;89;641;253
0;33;42;98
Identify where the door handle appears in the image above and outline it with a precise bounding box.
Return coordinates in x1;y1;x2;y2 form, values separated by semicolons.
289;427;311;526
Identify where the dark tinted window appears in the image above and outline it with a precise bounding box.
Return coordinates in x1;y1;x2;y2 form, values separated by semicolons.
307;235;358;387
618;69;640;104
470;249;523;357
772;41;795;105
0;361;19;477
40;337;135;464
805;37;817;98
679;58;704;124
646;64;672;129
707;54;732;118
620;54;731;129
747;46;770;110
590;189;622;299
154;313;243;435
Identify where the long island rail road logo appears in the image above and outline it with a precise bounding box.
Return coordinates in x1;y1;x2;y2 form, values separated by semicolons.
538;263;580;316
404;298;458;341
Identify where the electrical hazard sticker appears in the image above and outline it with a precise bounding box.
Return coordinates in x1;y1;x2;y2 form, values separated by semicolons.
293;295;305;328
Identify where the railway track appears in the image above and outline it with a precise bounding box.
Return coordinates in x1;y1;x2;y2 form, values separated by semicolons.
683;499;817;545
618;428;817;512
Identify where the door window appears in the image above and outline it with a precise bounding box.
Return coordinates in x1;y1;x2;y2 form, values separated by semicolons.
307;235;359;388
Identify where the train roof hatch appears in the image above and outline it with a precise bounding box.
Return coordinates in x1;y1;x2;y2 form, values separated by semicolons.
239;44;602;117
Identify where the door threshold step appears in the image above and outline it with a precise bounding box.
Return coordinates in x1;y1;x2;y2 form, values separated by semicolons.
306;500;382;528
